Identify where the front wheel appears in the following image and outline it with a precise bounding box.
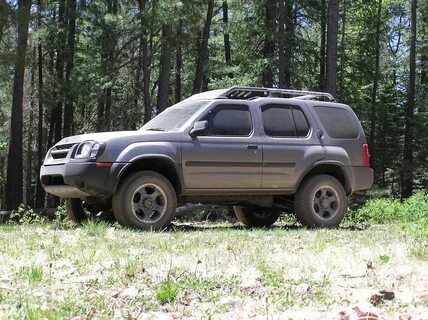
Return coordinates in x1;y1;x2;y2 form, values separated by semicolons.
233;206;281;227
294;175;347;228
112;171;177;230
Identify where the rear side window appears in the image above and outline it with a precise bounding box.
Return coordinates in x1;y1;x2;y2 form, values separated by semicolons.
202;104;252;136
261;104;310;137
314;106;358;139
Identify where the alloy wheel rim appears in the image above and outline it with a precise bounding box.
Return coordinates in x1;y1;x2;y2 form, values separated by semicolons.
131;183;167;223
311;186;340;220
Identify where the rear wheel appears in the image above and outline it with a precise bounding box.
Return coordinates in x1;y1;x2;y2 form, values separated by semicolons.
65;198;87;223
233;206;280;227
112;171;177;230
294;175;347;228
65;198;115;224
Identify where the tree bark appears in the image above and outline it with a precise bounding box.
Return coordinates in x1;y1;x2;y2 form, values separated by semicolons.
157;24;172;113
0;0;10;45
175;23;183;104
141;5;151;123
319;0;326;91
284;0;293;88
5;0;31;211
278;0;285;88
63;0;76;137
35;0;46;208
192;0;214;94
338;0;347;97
402;0;417;198
325;0;339;97
223;1;231;65
369;0;382;173
262;0;275;88
54;0;66;143
26;48;37;207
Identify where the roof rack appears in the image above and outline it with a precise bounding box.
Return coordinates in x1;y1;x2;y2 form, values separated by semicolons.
218;86;336;102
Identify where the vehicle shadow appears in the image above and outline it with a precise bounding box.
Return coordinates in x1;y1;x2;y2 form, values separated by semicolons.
166;222;368;232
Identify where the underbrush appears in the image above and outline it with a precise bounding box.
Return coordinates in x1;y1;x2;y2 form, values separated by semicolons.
348;192;428;258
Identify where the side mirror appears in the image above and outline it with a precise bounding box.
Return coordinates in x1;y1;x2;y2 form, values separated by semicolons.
190;120;208;137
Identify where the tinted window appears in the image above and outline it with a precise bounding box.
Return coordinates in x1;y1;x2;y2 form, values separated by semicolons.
202;105;252;136
292;108;310;136
261;105;309;137
314;106;358;139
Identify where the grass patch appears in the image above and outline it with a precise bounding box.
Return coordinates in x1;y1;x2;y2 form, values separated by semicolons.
19;265;44;284
81;219;111;236
156;279;180;304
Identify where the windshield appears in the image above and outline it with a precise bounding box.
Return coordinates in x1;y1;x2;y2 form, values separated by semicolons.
140;100;210;132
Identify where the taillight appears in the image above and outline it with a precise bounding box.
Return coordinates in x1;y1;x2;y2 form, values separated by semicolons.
362;143;369;166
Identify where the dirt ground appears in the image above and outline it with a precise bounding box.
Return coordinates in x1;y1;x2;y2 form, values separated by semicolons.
0;222;427;319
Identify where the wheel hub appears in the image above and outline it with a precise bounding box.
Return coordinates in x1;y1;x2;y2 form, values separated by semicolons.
143;197;154;209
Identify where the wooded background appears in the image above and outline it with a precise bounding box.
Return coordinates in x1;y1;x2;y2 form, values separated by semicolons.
0;0;427;211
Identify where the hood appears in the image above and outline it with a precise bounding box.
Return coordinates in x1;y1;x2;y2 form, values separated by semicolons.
56;131;142;145
56;130;180;146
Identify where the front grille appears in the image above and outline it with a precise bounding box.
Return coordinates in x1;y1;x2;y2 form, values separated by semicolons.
50;143;77;159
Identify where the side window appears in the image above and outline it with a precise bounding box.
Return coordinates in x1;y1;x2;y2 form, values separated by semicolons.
261;104;309;137
314;106;358;139
202;104;252;136
292;107;310;136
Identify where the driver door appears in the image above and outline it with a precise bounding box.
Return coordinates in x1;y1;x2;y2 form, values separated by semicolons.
181;101;262;190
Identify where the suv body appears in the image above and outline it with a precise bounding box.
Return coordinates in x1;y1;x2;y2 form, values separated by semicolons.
40;87;373;228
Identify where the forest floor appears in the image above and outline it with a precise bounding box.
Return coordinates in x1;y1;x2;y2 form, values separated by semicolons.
0;220;427;319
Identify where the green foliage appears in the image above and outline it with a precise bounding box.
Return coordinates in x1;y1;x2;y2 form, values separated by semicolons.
81;219;111;236
9;205;46;224
155;279;180;304
19;265;44;285
349;192;428;259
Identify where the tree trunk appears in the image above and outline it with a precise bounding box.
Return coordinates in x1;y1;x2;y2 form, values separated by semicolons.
284;0;293;88
0;0;10;45
175;23;183;104
26;48;37;207
192;0;214;94
325;0;339;97
338;0;346;97
223;1;231;65
141;14;151;122
262;0;276;88
278;0;285;88
157;24;172;113
54;0;66;143
35;0;46;208
319;0;326;91
63;0;76;137
369;0;382;174
402;0;417;198
5;0;31;211
421;1;428;85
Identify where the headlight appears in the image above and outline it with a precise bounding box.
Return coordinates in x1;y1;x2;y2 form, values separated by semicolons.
75;141;103;159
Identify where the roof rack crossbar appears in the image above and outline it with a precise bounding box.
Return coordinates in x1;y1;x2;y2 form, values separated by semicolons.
220;86;336;102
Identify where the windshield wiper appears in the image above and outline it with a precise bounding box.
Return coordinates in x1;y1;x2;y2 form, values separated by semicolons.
146;128;166;131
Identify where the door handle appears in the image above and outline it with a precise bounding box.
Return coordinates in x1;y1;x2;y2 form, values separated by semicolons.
247;145;258;150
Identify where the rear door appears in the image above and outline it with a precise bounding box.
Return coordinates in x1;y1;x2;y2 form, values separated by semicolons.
258;101;324;189
181;101;262;190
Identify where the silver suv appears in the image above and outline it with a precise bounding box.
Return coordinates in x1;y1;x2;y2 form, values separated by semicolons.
40;87;374;229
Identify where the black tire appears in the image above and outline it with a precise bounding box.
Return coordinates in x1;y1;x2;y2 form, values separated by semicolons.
65;198;88;224
294;174;347;228
112;171;177;230
233;206;281;227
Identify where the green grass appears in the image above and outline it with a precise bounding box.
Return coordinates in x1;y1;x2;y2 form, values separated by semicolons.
1;194;427;318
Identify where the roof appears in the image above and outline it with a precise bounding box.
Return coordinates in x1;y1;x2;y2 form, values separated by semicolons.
183;86;336;102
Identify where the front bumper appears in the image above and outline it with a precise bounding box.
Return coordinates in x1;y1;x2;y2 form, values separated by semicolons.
40;162;127;199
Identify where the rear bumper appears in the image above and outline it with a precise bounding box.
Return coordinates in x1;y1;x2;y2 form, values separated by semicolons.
350;166;374;192
40;161;127;199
